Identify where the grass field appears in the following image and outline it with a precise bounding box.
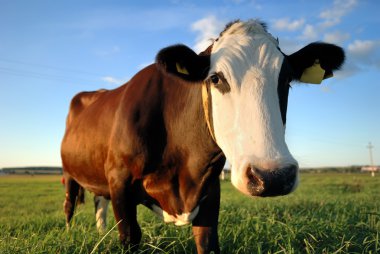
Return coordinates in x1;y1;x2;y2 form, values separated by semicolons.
0;173;379;253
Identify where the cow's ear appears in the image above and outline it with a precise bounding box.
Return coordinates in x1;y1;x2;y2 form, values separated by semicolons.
156;44;210;82
288;42;345;84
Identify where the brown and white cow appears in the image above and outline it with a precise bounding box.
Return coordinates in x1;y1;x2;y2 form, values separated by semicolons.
61;19;345;253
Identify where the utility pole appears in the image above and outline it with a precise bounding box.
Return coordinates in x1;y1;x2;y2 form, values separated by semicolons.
367;142;375;177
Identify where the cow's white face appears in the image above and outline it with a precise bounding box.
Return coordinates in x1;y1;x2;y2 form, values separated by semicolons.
206;21;298;196
156;19;345;197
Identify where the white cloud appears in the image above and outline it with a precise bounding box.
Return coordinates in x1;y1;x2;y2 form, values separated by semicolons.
347;39;380;67
319;0;357;28
273;18;305;32
101;76;129;86
298;24;318;41
281;0;356;45
323;31;350;44
191;15;225;53
337;39;380;78
102;76;121;84
348;40;378;57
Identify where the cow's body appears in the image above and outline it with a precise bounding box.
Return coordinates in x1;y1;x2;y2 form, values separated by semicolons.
62;19;344;253
62;64;225;251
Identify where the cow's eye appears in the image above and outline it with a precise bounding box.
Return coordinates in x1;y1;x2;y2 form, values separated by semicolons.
208;72;231;94
210;75;219;84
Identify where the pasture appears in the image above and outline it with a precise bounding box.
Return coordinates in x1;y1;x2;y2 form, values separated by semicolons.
0;173;379;253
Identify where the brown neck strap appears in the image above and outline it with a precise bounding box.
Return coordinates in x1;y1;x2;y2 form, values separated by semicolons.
201;82;217;143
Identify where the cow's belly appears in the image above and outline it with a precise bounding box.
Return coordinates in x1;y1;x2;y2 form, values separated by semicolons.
80;181;110;197
62;153;109;196
66;166;110;196
62;132;110;192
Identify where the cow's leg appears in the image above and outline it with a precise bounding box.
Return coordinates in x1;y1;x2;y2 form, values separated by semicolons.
192;180;221;254
77;185;85;205
94;195;110;233
108;176;141;251
63;175;80;228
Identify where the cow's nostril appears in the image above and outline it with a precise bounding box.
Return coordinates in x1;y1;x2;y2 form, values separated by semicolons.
259;165;298;197
245;164;298;197
246;167;264;196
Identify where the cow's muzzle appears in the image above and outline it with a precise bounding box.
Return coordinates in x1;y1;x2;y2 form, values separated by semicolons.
246;164;298;197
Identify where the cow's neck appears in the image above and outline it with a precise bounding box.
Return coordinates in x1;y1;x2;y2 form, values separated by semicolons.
141;67;224;219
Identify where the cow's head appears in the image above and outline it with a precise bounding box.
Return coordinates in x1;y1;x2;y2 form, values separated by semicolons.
156;20;345;197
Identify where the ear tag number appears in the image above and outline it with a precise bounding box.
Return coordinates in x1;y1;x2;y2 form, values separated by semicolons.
300;59;325;84
176;63;189;75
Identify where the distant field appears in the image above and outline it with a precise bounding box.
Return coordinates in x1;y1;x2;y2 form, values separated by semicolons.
0;173;379;253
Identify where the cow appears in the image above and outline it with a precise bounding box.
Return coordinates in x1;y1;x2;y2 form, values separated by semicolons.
61;19;345;253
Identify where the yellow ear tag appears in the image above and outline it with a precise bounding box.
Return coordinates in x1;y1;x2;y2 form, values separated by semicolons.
300;59;325;84
176;63;189;75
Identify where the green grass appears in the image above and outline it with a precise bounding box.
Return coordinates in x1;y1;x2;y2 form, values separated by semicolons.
0;173;379;253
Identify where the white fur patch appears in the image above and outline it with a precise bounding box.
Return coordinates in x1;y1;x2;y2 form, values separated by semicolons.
151;204;199;226
95;196;109;233
208;20;297;194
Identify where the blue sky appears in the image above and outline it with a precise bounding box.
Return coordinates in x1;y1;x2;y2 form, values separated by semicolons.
0;0;379;168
